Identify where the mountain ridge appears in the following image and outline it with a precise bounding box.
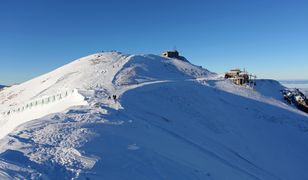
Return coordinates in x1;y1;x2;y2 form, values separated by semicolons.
0;52;307;179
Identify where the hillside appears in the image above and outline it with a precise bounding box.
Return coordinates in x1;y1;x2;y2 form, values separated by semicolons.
0;52;308;180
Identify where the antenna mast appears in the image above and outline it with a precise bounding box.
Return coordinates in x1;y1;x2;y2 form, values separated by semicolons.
173;45;177;51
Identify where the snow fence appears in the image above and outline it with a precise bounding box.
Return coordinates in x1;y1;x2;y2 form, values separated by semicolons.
1;89;79;117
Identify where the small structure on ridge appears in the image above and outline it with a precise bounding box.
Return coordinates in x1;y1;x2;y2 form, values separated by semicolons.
161;50;189;62
225;68;256;86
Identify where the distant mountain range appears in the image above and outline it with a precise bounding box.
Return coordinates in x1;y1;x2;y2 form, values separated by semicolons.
279;80;308;84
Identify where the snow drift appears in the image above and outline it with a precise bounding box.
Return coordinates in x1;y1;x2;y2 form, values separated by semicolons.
0;52;307;180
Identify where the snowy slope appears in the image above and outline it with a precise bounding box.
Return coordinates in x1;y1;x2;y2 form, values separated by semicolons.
0;52;308;179
0;52;213;138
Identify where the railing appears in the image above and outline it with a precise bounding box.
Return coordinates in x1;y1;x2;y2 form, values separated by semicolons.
1;89;78;117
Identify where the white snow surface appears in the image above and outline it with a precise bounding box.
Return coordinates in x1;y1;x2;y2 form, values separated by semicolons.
0;52;308;180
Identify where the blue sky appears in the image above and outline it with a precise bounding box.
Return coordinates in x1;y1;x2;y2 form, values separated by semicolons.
0;0;307;85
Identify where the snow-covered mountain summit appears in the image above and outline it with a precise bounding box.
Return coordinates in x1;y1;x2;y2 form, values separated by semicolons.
0;52;213;108
0;52;308;180
0;52;214;138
